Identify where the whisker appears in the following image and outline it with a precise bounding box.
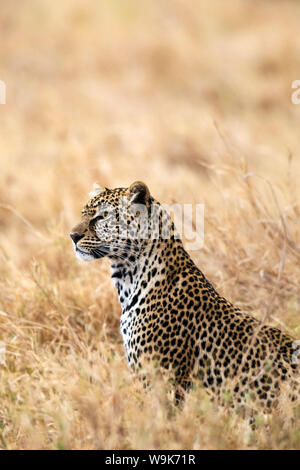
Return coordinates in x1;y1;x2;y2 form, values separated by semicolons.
91;239;143;266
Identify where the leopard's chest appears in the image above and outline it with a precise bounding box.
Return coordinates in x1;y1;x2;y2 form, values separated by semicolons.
120;308;134;361
112;268;143;363
111;259;166;366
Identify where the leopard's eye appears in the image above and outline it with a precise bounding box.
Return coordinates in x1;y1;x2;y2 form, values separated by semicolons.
96;211;109;221
98;211;108;220
90;211;109;227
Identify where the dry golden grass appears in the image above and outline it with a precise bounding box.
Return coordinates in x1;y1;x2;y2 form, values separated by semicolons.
0;0;300;449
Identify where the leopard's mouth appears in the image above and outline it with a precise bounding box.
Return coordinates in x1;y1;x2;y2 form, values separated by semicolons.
73;247;94;262
74;244;110;261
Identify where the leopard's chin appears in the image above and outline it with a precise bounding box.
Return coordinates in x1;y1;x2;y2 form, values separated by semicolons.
74;246;96;262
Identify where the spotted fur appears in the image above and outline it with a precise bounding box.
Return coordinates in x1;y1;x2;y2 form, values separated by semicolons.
70;181;299;411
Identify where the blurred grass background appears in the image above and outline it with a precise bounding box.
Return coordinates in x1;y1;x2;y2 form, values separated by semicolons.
0;0;300;449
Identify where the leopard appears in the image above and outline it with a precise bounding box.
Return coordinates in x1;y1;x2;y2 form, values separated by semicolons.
70;181;300;413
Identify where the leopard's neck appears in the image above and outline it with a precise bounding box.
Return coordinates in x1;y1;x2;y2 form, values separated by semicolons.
110;238;189;314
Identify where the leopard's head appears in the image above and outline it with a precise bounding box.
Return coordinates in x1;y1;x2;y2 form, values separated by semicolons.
70;181;154;262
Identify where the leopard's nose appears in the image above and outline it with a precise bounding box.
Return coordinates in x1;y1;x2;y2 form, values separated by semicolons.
70;232;83;244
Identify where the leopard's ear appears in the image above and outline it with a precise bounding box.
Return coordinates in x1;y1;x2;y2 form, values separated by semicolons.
89;182;104;198
128;181;151;206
